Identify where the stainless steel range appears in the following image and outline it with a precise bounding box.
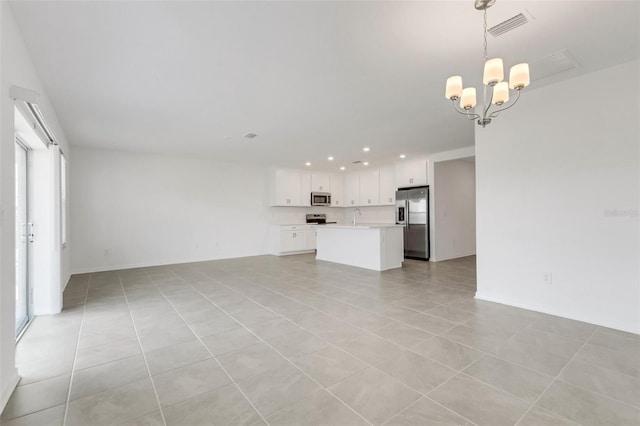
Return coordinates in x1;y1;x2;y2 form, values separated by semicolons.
305;214;337;225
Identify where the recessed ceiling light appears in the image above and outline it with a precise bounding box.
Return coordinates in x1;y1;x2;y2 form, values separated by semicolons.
305;162;311;166
243;133;257;139
340;166;346;171
328;156;334;161
363;162;369;166
399;154;406;159
363;147;370;152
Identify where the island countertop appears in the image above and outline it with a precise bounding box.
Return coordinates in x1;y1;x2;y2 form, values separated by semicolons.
319;223;403;229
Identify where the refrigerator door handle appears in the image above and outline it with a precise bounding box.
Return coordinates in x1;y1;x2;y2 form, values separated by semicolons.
405;200;409;229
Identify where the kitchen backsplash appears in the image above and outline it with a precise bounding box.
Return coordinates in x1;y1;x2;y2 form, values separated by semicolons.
343;206;395;224
268;206;395;225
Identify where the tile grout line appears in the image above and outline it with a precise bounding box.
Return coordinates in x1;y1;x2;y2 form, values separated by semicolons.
61;259;635;426
291;278;640;418
145;274;272;426
192;273;468;425
210;272;460;373
138;270;639;422
117;274;168;426
379;392;480;426
161;271;375;426
207;262;640;411
61;277;90;426
512;327;600;426
201;268;599;425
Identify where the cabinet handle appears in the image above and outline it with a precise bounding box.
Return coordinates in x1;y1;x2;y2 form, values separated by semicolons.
368;199;371;204
410;178;414;184
351;200;354;205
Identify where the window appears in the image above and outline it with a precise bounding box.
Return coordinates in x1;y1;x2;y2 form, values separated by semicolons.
60;153;67;246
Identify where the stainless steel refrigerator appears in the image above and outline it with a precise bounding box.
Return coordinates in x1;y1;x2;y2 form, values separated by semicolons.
395;186;430;260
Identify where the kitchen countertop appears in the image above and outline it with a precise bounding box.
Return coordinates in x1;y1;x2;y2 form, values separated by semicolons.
276;223;340;226
319;223;402;229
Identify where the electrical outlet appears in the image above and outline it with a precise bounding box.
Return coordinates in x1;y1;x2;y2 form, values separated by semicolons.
103;249;109;257
544;272;553;284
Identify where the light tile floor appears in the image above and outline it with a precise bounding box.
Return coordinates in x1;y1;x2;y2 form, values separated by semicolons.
2;254;639;426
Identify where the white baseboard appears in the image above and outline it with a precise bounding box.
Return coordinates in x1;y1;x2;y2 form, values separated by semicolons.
70;251;269;275
1;369;20;412
63;273;71;291
275;250;316;257
475;293;640;335
431;251;476;262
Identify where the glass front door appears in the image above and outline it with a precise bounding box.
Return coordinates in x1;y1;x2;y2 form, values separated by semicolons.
15;141;30;336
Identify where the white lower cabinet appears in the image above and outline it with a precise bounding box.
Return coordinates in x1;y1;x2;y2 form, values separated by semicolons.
280;230;307;252
270;225;317;255
306;226;317;250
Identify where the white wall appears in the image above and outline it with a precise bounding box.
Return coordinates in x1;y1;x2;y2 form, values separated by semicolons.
433;158;476;261
475;59;640;334
427;146;475;262
71;147;276;272
0;3;71;410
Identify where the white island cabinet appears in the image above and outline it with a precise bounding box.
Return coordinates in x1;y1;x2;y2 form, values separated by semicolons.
315;224;404;271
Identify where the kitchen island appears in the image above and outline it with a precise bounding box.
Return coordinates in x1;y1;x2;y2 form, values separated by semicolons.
315;224;404;271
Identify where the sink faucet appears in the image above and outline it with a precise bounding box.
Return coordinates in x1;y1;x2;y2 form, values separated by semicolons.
352;208;361;226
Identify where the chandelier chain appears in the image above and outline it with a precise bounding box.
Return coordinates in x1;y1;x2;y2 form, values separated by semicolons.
483;8;488;61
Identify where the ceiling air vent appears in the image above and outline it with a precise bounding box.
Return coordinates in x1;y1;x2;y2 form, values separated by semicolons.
530;50;579;81
488;13;529;37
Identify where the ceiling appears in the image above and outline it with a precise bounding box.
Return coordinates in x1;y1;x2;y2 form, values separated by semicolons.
9;1;639;171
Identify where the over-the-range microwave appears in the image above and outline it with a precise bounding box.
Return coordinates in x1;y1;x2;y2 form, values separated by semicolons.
311;192;331;206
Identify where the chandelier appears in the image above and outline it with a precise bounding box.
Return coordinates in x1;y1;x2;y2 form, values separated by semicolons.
445;0;530;127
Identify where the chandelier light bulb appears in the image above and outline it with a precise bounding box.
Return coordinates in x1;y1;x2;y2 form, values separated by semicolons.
445;76;463;100
509;63;530;89
492;82;509;105
483;58;504;85
460;88;477;109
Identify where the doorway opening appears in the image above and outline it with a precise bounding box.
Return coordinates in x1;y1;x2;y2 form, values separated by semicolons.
13;104;64;338
432;156;477;262
14;139;31;337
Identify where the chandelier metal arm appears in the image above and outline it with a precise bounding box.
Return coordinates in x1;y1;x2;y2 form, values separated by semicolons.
451;99;480;120
483;83;494;119
488;88;522;118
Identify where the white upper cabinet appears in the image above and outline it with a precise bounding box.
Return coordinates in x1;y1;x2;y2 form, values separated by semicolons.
269;162;416;207
268;168;312;206
311;173;331;192
344;173;360;207
359;170;380;206
269;169;301;206
379;166;396;205
330;173;345;207
396;157;427;188
300;171;311;206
